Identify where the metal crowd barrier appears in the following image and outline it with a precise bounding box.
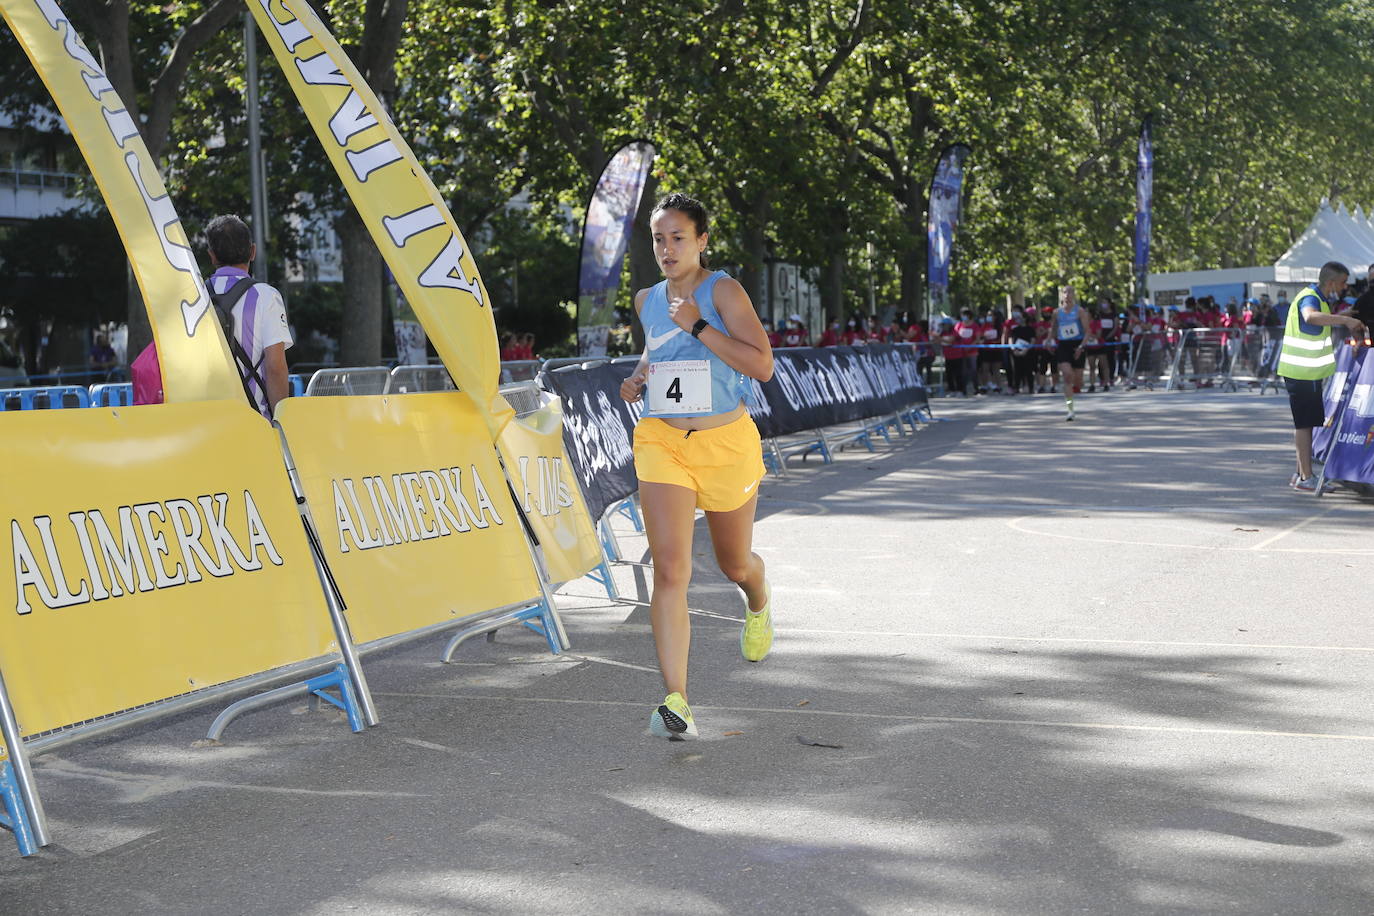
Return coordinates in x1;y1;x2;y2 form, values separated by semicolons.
1166;328;1238;391
500;380;545;417
499;360;542;383
0;386;91;411
1121;331;1171;390
388;364;455;393
1222;327;1283;391
89;382;134;407
304;366;392;397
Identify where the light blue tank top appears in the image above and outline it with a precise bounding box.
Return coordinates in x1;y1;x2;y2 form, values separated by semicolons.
640;270;753;419
1054;307;1084;341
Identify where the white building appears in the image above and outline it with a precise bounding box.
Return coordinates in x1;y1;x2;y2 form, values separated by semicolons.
0;108;85;224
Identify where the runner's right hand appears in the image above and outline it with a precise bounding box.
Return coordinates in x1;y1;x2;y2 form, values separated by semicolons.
620;371;647;402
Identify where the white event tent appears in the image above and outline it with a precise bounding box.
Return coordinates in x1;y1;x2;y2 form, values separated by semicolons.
1147;200;1374;307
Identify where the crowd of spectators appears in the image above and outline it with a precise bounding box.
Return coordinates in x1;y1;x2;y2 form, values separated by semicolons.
499;332;538;361
755;291;1336;397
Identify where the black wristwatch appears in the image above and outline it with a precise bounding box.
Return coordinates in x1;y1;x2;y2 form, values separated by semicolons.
691;318;710;338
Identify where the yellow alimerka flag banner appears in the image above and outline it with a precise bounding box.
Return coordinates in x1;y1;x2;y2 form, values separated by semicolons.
1;0;243;405
0;402;340;737
248;0;505;433
498;400;603;585
274;392;542;645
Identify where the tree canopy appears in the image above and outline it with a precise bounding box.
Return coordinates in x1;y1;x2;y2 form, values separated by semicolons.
5;0;1374;354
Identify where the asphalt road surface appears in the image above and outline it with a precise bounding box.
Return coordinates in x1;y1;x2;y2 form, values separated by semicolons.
2;389;1371;915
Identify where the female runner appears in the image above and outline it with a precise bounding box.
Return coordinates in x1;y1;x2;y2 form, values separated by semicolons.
619;193;776;739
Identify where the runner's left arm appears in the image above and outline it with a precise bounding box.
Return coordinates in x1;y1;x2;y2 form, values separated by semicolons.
667;277;774;382
620;288;651;402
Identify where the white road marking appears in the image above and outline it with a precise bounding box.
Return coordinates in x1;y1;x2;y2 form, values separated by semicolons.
399;737;459;753
1249;504;1340;550
780;626;1374;654
563;653;660;673
1006;515;1373;555
372;692;1374;743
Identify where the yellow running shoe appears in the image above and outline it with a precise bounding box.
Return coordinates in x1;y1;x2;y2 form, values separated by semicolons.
649;692;697;739
740;582;774;662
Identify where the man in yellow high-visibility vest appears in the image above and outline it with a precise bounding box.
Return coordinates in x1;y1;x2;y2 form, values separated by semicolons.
1277;261;1367;492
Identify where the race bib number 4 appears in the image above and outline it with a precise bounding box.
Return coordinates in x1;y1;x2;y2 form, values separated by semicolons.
648;360;712;414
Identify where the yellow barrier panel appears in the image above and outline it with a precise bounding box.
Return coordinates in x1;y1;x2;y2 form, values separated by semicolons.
498;401;603;585
0;402;339;736
1;0;243;404
274;393;542;644
247;0;505;432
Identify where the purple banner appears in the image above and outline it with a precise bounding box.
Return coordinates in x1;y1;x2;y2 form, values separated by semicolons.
1319;346;1374;485
1134;117;1153;297
927;144;971;315
577;141;655;356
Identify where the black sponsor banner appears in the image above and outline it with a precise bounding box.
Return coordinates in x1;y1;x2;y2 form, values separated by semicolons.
544;346;926;520
540;362;641;522
748;345;927;435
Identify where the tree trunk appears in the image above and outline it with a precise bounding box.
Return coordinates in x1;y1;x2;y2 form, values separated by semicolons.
125;266;151;362
737;193;770;312
337;207;383;365
898;179;925;319
1007;254;1026;308
626;172;661;352
823;248;846;321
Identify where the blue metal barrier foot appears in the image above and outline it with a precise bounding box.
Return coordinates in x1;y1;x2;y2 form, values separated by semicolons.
519;602;563;655
304;664;364;733
599;518;622;563
0;761;38;857
205;666;365;741
587;560;619;600
615;497;644;533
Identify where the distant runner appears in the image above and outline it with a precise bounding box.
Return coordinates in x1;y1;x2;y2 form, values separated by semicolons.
1053;285;1090;420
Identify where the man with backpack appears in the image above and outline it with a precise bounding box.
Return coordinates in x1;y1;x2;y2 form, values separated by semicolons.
204;214;293;417
130;214;293;415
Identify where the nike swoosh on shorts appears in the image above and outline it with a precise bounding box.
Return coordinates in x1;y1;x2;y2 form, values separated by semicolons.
743;480;757;494
647;326;684;350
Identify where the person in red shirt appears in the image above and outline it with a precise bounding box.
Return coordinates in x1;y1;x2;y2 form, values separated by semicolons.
842;315;866;346
1035;306;1057;392
1097;301;1122;386
1219;303;1243;374
818;320;842;347
763;319;783;349
952;308;980;396
1084;304;1110;392
976;308;1003;393
909;319;934;384
1003;307;1036;394
1221;304;1241;332
1177;297;1199;330
781;316;808;347
499;332;517;361
936;316;967;395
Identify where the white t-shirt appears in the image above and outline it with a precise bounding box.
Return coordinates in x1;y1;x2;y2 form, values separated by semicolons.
208;267;293;416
